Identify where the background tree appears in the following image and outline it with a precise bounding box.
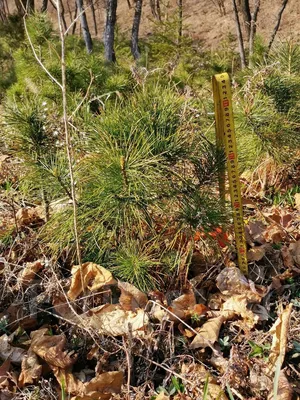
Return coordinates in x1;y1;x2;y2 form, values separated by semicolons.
240;0;251;39
41;0;48;12
232;0;246;68
104;0;117;62
268;0;289;54
131;0;143;60
75;0;93;53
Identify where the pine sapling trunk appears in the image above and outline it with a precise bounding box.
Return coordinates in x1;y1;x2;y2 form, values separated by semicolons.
87;0;98;36
131;0;143;60
75;0;93;53
232;0;246;69
104;0;117;62
56;0;82;267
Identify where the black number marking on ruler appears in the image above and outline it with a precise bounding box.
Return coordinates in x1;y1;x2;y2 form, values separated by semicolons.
212;73;248;275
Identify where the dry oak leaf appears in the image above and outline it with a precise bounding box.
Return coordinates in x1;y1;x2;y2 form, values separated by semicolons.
190;315;225;349
221;295;260;329
247;220;267;245
118;281;148;311
54;367;123;400
18;260;43;286
68;262;116;300
0;334;26;364
18;349;42;387
0;360;11;388
289;240;300;265
30;328;77;369
87;304;149;336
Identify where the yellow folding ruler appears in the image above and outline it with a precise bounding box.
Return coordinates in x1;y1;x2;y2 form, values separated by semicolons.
212;73;248;275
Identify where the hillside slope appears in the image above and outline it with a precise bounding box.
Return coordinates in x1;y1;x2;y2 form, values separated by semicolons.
18;0;300;49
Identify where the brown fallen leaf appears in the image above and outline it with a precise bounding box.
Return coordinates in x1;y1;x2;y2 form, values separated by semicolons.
247;220;267;244
190;315;225;349
155;393;170;400
267;370;293;400
53;367;123;400
281;246;294;269
267;304;293;375
247;246;266;262
221;295;260;328
16;207;44;227
0;334;26;364
294;193;300;211
118;281;148;311
30;328;77;369
18;260;43;286
87;304;149;336
289;240;300;265
263;224;287;243
0;360;11;388
68;262;116;300
18;349;42;387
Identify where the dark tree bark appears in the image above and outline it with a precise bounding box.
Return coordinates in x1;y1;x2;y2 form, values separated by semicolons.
49;0;68;31
249;0;260;66
72;2;78;34
104;0;117;62
75;0;93;53
232;0;246;69
15;0;34;14
177;0;183;42
267;0;289;53
131;0;143;60
240;0;251;40
41;0;48;12
87;0;98;36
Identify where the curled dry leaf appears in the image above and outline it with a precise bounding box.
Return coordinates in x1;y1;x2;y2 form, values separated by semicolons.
68;262;116;300
247;220;266;245
87;304;149;336
190;315;225;349
267;303;293;374
52;294;81;325
0;334;26;364
247;246;266;262
18;349;42;387
18;260;43;286
53;367;123;400
30;328;77;369
0;359;11;388
118;281;148;311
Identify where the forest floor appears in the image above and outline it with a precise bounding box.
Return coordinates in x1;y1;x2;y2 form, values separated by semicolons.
1;153;300;399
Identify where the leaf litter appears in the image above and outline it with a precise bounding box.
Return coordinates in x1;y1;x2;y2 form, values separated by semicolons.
1;199;300;399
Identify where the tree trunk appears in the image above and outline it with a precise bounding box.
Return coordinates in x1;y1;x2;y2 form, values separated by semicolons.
177;0;183;42
88;0;98;36
104;0;118;62
249;0;260;67
240;0;251;40
267;0;289;54
41;0;48;12
75;0;93;53
72;2;78;34
131;0;143;60
15;0;34;14
232;0;246;69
